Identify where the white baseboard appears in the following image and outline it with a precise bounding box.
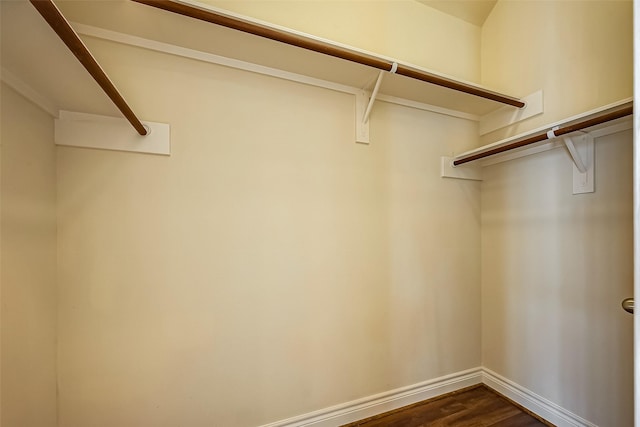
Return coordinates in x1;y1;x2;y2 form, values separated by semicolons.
258;367;482;427
482;368;598;427
258;367;599;427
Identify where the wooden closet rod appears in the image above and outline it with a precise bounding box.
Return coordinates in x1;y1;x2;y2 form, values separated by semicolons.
132;0;526;109
452;105;634;166
30;0;148;135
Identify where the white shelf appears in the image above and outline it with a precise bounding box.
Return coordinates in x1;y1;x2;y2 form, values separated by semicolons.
456;98;633;166
1;0;524;120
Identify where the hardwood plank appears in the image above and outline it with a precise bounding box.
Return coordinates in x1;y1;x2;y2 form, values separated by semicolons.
342;385;553;427
490;412;550;427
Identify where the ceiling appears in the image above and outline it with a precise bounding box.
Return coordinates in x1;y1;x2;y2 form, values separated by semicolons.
417;0;497;27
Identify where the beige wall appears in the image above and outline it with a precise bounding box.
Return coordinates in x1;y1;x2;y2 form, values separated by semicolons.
480;1;633;425
1;84;58;426
55;38;481;427
480;0;632;143
481;130;633;426
3;1;632;426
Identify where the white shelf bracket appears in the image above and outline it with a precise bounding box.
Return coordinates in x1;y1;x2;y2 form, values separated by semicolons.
440;157;482;181
355;69;388;144
563;135;587;173
355;90;370;144
363;70;385;124
563;133;595;194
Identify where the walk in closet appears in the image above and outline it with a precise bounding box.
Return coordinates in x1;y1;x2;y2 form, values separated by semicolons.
1;1;634;426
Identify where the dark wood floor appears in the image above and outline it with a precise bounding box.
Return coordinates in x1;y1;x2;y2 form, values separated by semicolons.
342;385;552;427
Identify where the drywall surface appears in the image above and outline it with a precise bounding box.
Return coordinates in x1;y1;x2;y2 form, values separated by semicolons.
481;129;633;426
480;0;632;143
480;2;633;424
197;0;481;83
1;84;58;426
56;38;481;427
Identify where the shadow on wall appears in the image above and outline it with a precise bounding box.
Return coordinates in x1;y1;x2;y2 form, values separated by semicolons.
481;129;633;426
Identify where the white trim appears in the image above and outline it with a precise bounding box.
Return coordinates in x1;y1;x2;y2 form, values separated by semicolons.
255;367;605;427
0;67;58;117
257;368;482;427
482;368;598;427
441;156;483;181
478;140;564;167
71;23;479;122
55;110;170;155
376;94;478;121
479;90;544;135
